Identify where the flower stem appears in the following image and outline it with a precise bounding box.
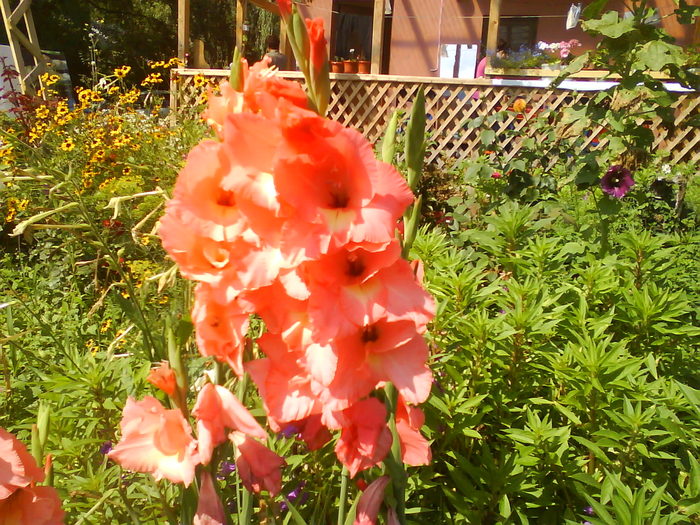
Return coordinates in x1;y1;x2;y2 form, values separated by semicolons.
337;467;349;524
384;383;407;524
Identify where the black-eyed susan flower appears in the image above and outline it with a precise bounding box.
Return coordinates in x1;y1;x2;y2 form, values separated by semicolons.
60;138;75;151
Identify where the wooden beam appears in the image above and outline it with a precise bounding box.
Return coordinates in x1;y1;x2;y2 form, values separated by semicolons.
177;0;190;64
485;0;501;57
279;21;295;70
236;0;246;53
371;0;385;74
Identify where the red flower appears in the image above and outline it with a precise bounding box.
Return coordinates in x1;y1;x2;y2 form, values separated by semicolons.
146;361;177;397
305;18;328;73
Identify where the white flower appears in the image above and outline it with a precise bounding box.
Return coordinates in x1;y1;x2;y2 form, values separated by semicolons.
537;41;549;51
661;164;671;174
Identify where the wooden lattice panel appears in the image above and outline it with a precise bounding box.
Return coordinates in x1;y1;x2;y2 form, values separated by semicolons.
171;69;700;167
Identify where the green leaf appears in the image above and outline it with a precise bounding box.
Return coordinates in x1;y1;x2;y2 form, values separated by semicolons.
481;129;496;147
405;89;426;190
636;41;684;71
584;12;635;38
381;109;400;164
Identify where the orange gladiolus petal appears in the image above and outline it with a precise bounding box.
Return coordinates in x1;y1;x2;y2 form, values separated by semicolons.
354;475;389;525
230;431;286;495
334;398;392;478
0;485;64;525
0;428;45;500
108;397;200;486
193;384;267;465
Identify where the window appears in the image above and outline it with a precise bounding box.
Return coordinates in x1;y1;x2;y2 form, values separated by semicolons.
332;0;373;60
481;17;538;52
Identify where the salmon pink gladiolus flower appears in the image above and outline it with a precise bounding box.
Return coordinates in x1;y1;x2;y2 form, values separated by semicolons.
193;471;225;525
0;428;45;499
334;398;392;477
396;398;431;466
108;397;200;486
0;485;64;525
193;384;268;464
146;361;177;397
354;475;389;525
230;431;286;495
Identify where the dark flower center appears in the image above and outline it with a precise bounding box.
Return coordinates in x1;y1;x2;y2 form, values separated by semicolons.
217;189;236;207
361;324;379;343
346;253;365;277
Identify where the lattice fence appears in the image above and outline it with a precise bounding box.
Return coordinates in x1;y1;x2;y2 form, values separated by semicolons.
171;69;700;167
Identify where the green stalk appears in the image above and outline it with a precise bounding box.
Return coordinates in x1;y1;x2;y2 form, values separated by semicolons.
384;383;407;524
236;371;254;524
337;467;349;524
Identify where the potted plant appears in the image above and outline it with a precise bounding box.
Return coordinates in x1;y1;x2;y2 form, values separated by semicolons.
330;57;343;73
343;58;358;74
357;53;370;74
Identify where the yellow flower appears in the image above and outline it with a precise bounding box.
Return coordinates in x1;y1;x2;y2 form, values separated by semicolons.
149;60;165;69
168;57;183;68
60;138;75;151
108;86;120;95
114;65;131;78
122;166;132;176
193;74;207;88
100;319;112;333
92;149;106;161
55;101;69;116
40;73;59;86
141;72;163;86
35;105;50;119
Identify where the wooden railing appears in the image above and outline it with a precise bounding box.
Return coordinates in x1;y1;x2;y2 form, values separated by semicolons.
170;69;700;167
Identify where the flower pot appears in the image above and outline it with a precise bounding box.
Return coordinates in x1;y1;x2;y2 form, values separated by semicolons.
343;60;358;74
357;60;371;74
330;61;343;73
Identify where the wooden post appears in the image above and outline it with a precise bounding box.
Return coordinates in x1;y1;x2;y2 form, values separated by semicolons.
177;0;190;64
485;0;502;57
1;0;46;95
279;22;295;70
371;0;385;74
236;0;247;53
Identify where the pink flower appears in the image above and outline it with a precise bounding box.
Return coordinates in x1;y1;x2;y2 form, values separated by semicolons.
396;398;431;466
230;431;286;495
0;428;45;500
491;171;502;179
334;398;392;478
146;361;177;397
193;384;268;465
193;472;225;525
108;397;200;486
0;485;64;525
354;475;389;525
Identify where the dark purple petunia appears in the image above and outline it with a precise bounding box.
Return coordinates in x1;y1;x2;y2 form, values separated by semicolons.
99;441;113;455
217;460;237;480
600;165;635;198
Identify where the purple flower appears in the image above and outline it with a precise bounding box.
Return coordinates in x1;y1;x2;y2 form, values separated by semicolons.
99;441;113;455
600;165;635;198
584;522;592;525
278;424;300;439
217;460;236;480
584;506;594;516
